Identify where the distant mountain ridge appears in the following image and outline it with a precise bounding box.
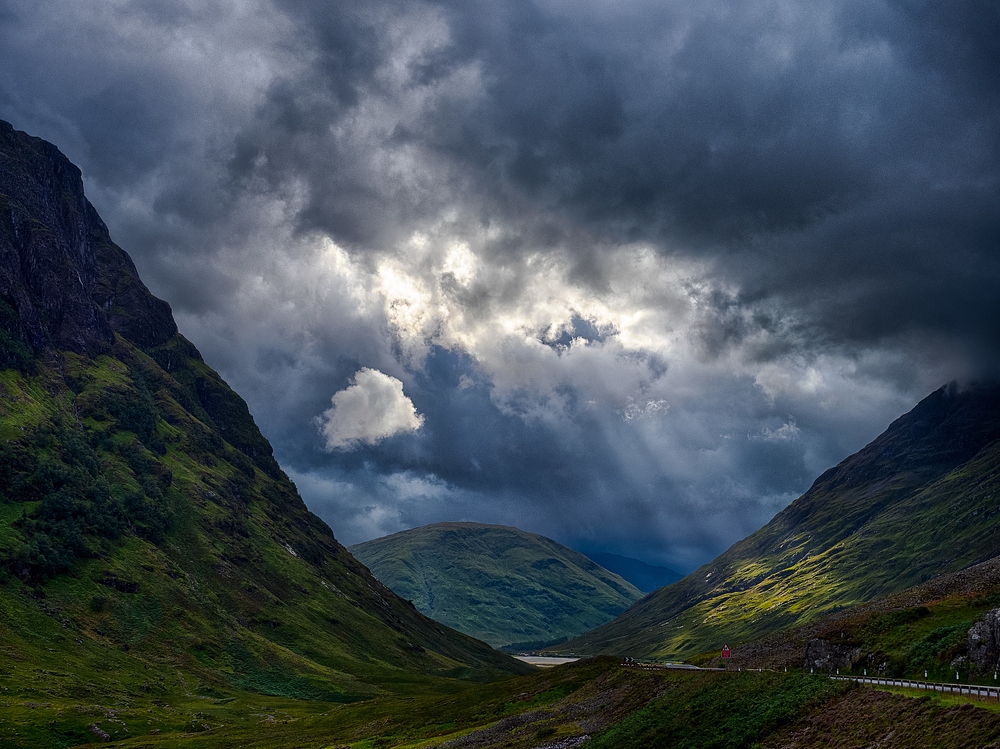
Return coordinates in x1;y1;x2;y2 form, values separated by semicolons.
0;119;526;714
350;522;643;647
558;382;1000;659
583;551;682;593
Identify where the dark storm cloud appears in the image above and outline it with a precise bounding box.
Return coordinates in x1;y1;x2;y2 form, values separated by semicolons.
891;0;1000;102
1;0;995;568
229;0;998;366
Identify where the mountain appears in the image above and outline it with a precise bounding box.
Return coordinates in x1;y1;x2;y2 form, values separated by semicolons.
349;522;643;648
0;118;528;710
583;551;682;593
559;382;1000;659
726;553;1000;678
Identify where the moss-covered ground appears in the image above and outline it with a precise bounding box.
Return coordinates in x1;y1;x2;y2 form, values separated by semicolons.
0;338;525;745
0;657;632;747
6;637;1000;747
588;670;850;749
763;686;1000;748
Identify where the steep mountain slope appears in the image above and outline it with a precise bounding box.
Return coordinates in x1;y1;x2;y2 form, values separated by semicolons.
350;522;643;647
583;552;682;593
560;382;1000;659
0;119;528;709
725;554;1000;679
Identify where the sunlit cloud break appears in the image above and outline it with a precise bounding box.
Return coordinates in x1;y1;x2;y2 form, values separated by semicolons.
318;368;424;450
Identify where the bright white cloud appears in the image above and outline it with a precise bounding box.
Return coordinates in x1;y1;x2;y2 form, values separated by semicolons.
623;398;669;421
318;368;424;450
371;236;702;420
758;420;801;442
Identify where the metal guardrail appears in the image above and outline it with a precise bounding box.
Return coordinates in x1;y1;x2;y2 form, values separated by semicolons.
834;675;1000;701
621;664;1000;701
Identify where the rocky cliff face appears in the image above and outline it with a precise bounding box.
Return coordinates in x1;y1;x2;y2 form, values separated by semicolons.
0;121;175;357
804;638;861;673
0;120;285;477
968;607;1000;671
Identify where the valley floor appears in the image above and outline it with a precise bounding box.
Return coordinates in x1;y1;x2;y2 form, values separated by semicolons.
5;657;1000;748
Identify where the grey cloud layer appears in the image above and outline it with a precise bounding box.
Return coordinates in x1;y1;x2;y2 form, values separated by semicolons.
1;0;995;569
233;0;998;360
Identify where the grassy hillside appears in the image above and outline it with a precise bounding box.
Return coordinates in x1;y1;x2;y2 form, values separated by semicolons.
350;522;643;647
0;346;524;699
6;652;1000;748
712;554;1000;682
559;383;1000;659
0;117;528;721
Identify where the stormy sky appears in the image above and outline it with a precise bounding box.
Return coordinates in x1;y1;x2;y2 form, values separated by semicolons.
2;0;997;571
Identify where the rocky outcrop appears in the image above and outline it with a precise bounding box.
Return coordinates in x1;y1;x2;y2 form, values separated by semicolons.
0;119;176;356
0;119;281;476
968;607;1000;671
804;638;861;672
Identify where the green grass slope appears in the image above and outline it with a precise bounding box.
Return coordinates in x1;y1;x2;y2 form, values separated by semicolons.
0;118;529;718
559;383;1000;660
7;653;1000;748
721;553;1000;682
350;522;643;647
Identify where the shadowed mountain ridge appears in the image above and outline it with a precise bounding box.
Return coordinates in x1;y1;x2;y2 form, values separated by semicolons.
558;382;1000;659
583;551;682;593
